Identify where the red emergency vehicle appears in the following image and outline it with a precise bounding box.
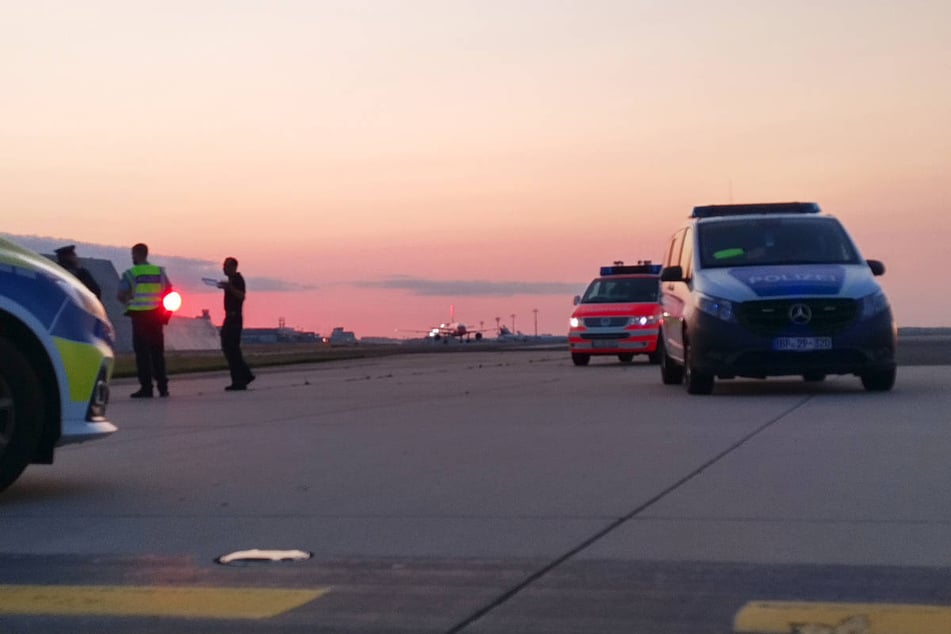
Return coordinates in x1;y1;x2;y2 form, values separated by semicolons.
568;261;663;366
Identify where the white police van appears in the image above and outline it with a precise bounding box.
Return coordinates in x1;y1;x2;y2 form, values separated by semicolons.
658;202;896;394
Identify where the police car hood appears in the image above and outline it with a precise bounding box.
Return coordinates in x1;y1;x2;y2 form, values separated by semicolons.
0;236;109;322
698;263;881;300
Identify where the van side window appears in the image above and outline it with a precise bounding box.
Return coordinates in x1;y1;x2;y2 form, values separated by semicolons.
665;228;685;269
679;227;694;278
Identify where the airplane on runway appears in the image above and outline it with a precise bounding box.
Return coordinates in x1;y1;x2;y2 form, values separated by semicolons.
399;305;491;342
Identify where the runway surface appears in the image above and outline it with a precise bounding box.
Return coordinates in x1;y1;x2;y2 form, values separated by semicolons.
1;342;949;632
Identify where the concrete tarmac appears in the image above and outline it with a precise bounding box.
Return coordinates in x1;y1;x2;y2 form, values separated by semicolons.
1;342;950;633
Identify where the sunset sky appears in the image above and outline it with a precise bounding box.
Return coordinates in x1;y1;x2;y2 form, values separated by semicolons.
3;1;949;337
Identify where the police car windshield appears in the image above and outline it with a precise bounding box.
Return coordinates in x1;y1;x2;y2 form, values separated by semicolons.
697;216;862;269
582;277;659;303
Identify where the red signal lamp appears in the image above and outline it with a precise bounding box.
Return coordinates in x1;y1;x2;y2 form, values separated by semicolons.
163;291;183;313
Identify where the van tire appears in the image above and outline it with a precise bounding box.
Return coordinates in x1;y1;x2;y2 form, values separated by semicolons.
861;367;896;392
571;353;590;366
0;338;45;492
659;337;683;385
617;354;634;363
683;340;714;395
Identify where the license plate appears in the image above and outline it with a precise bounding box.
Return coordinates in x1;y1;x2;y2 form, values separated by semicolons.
772;337;832;351
592;340;618;349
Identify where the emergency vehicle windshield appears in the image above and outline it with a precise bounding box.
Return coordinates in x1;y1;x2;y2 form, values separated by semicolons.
581;277;659;304
698;217;862;269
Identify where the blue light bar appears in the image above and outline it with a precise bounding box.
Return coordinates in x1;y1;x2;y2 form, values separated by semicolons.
691;202;821;218
600;263;662;275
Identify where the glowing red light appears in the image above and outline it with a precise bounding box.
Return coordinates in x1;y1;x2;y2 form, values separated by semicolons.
163;291;182;312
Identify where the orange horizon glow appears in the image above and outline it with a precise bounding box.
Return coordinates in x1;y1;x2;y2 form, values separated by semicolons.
3;2;949;334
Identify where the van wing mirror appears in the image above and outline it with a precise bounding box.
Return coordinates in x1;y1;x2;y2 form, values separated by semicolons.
660;266;684;282
573;294;581;306
866;259;885;276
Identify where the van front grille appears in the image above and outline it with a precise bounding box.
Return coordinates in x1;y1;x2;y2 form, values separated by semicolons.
736;298;857;336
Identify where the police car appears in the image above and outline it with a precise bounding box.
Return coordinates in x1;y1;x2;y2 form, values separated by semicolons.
0;237;117;491
658;202;897;394
569;261;663;366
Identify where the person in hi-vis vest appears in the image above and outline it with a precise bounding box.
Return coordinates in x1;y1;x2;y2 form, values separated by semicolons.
117;243;173;398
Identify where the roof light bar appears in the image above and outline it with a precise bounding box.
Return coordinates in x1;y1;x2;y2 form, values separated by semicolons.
691;202;821;218
600;261;662;276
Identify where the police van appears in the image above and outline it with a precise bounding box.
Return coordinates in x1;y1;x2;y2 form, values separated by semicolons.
0;237;117;491
569;261;663;366
658;202;896;394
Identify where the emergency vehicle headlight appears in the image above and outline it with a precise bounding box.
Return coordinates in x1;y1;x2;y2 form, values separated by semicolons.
630;315;659;326
163;291;183;312
569;317;581;328
695;293;735;322
858;290;889;319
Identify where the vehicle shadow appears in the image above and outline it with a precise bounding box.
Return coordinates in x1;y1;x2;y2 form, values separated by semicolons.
701;377;870;396
0;477;111;505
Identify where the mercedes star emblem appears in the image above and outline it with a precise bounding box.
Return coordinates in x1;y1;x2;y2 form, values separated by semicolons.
788;303;813;325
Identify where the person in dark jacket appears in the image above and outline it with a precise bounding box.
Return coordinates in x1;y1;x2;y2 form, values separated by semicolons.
55;245;102;299
218;257;255;391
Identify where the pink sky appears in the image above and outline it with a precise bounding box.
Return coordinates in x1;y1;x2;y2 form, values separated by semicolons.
3;1;950;336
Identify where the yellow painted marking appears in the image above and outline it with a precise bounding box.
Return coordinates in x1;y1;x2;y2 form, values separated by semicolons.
735;601;951;634
0;585;330;620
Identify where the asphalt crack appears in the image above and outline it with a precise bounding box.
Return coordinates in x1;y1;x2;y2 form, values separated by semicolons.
444;395;815;633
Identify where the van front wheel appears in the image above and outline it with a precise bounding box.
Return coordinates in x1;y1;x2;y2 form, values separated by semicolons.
683;341;714;395
659;337;684;385
861;367;896;392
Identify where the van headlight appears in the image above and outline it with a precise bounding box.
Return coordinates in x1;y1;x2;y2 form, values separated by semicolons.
695;293;736;322
859;290;890;319
569;317;581;328
630;315;659;326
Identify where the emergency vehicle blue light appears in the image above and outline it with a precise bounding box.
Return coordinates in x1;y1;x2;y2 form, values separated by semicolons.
600;263;662;276
691;202;821;218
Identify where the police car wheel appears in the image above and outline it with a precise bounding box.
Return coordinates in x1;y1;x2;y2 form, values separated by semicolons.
571;353;590;366
860;367;896;392
659;338;683;385
0;338;45;492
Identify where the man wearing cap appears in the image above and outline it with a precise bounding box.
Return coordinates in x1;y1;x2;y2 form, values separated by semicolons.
117;243;172;398
55;245;102;299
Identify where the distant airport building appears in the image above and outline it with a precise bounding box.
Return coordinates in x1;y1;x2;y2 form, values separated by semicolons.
326;327;357;345
242;326;320;345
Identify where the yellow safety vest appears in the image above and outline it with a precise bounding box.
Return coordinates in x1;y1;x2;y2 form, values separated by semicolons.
124;264;166;312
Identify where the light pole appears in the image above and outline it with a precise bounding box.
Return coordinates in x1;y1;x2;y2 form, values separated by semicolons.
495;316;501;333
510;313;516;333
533;308;538;337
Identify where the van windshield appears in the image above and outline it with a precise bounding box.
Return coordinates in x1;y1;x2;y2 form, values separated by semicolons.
582;277;659;303
697;217;862;269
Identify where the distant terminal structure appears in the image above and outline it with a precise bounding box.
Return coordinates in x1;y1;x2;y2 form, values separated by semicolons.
325;327;357;345
243;326;321;345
